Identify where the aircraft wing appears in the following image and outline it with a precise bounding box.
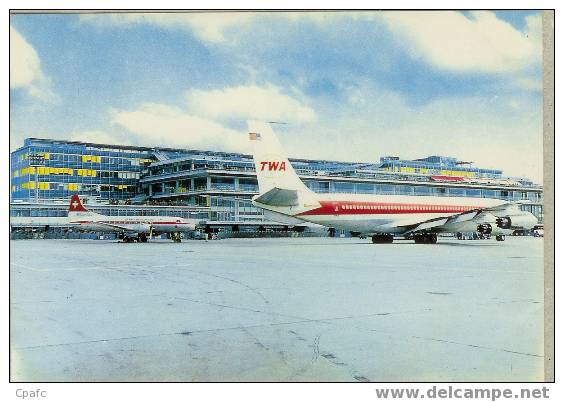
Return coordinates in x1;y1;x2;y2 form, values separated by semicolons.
401;211;480;234
400;201;529;234
79;221;140;232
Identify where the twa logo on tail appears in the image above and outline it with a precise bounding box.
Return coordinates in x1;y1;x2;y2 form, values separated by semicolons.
260;161;286;172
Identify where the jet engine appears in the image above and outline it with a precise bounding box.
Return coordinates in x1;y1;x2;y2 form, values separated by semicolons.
477;223;511;236
495;213;537;230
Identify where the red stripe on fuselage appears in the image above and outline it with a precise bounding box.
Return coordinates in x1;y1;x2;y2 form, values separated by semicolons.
72;220;190;225
296;201;480;216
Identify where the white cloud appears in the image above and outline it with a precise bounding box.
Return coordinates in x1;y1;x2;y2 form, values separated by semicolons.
110;103;247;152
80;12;254;43
185;84;317;124
378;11;542;73
10;26;57;102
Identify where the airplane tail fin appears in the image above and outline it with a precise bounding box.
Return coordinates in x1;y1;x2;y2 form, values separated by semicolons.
248;121;316;201
68;194;100;218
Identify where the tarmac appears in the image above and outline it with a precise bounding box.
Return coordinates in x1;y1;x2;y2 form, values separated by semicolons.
10;236;545;382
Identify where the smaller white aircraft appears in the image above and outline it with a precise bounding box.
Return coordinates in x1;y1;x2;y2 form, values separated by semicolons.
67;194;197;242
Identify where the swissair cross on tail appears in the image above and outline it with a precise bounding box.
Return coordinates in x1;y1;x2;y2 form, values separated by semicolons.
68;195;197;242
248;121;537;244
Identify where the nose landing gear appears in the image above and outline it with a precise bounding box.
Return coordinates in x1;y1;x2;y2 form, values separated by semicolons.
495;235;506;242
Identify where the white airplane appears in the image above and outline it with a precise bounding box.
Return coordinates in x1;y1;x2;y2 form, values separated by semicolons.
248;121;538;244
67;194;197;242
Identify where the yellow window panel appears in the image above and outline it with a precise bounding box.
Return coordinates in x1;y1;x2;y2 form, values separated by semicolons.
29;167;36;174
43;153;50;159
27;181;36;189
38;182;49;190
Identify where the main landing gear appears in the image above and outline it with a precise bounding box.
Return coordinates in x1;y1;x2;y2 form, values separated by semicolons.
371;234;394;244
118;233;148;243
414;233;437;244
495;235;506;242
170;232;182;243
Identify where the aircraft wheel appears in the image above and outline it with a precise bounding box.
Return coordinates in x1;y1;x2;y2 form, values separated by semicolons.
414;234;437;244
138;233;148;243
495;235;506;242
372;234;393;244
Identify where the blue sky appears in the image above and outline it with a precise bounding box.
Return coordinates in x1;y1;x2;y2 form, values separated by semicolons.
10;11;543;182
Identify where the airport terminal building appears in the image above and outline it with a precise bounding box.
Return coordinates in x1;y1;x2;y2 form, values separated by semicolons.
10;137;544;233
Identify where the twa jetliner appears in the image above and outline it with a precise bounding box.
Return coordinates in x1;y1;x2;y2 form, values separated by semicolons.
248;122;537;244
67;195;196;242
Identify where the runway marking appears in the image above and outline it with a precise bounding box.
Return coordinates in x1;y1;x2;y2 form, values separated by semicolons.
176;267;270;304
13;319;334;351
408;335;543;358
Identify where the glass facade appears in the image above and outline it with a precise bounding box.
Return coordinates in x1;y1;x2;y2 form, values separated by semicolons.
379;155;502;178
11;138;157;202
